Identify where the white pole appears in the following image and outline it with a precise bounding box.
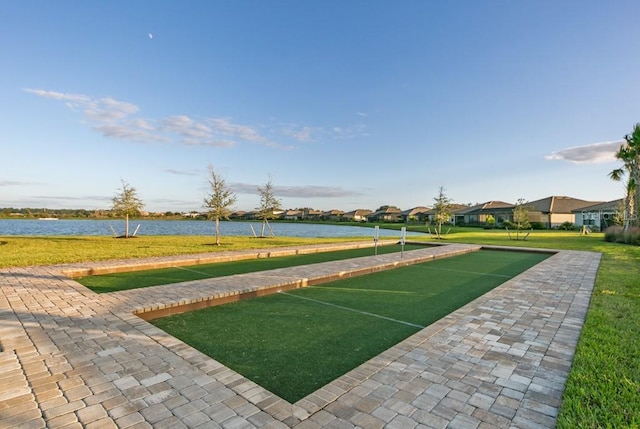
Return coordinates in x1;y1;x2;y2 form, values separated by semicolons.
374;225;379;256
400;227;406;258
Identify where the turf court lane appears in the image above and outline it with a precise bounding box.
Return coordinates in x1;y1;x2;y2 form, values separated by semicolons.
278;290;426;328
0;243;600;428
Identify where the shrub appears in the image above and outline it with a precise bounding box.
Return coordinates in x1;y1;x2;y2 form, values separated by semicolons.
624;227;640;245
604;226;623;243
604;226;640;245
558;221;575;231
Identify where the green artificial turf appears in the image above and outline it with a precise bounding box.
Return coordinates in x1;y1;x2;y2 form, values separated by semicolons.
151;249;549;403
77;243;426;293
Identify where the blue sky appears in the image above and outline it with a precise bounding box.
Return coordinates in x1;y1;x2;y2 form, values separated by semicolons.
2;1;639;213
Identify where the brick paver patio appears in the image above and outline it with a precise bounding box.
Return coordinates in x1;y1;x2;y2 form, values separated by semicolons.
0;242;600;428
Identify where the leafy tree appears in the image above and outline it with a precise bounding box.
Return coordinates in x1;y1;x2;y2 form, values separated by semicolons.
375;205;400;211
203;164;237;246
256;176;282;237
485;214;496;229
432;186;452;238
609;123;640;229
111;179;144;238
511;198;532;240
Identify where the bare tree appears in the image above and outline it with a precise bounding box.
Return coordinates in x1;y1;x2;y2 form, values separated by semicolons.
203;164;237;245
432;186;452;238
111;179;144;238
256;176;282;237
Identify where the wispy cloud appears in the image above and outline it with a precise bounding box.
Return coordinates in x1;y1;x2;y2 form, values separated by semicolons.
94;124;169;143
24;88;285;149
34;194;112;203
230;182;362;198
25;88;368;151
276;185;363;198
164;168;200;176
546;140;624;164
0;180;35;186
282;125;315;142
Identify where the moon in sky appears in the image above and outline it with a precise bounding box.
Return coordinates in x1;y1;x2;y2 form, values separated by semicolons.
148;33;153;39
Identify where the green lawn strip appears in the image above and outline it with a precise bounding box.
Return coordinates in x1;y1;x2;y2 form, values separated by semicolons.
77;243;425;293
0;235;375;268
556;247;640;428
151;250;547;403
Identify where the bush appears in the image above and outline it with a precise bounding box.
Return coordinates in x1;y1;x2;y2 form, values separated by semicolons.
604;226;623;243
604;226;640;245
530;222;546;230
558;222;575;231
625;227;640;245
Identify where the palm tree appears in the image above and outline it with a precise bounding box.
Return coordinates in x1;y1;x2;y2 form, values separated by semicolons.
609;123;640;229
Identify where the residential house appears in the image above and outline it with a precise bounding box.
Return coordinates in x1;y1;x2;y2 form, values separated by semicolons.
526;196;602;229
342;209;372;222
400;206;430;223
454;201;514;226
321;209;344;221
572;199;622;231
304;209;324;220
425;204;469;225
230;210;248;220
282;209;303;221
367;207;402;223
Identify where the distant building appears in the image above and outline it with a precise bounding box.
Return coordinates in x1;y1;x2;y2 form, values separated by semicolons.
400;206;430;223
453;201;514;226
366;207;402;223
526;196;601;229
573;199;622;231
343;209;372;222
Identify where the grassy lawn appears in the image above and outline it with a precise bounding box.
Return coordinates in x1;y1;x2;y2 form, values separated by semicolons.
76;243;427;292
2;227;638;426
0;235;374;268
151;250;549;402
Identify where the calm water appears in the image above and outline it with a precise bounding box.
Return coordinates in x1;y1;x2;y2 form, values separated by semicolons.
0;219;422;238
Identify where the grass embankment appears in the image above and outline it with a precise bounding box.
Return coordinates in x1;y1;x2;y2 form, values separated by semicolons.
1;227;638;426
152;250;548;402
77;243;426;293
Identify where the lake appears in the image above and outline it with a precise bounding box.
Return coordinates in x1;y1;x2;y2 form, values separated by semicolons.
0;219;423;238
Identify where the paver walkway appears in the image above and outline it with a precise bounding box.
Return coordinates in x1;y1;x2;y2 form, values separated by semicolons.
0;243;600;428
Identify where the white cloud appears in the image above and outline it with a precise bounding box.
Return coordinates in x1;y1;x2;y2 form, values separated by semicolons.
24;88;138;123
0;180;35;186
282;125;314;142
165;169;200;176
546;140;624;164
276;185;363;198
162;115;212;139
208;118;266;143
182;138;237;148
23;88;90;103
94;125;168;143
84;97;139;123
24;88;343;150
230;182;362;198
